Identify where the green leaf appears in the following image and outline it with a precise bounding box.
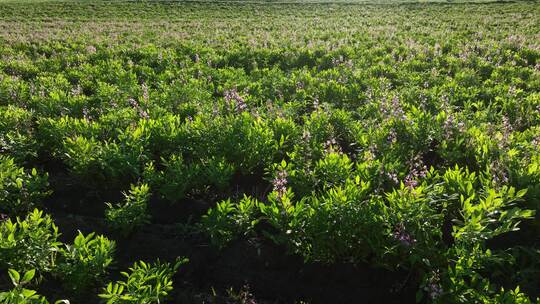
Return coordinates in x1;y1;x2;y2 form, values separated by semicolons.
106;282;113;293
0;292;8;301
22;269;36;282
21;288;37;298
8;269;20;285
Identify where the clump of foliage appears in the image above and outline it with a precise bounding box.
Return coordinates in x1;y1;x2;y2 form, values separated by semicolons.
105;184;151;237
0;106;37;163
0;209;60;275
99;258;188;304
143;155;235;202
0;269;69;304
200;195;259;248
56;232;116;294
0;156;50;215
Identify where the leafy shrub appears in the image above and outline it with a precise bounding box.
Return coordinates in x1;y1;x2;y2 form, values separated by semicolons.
143;155;196;202
381;182;449;267
62;134;146;187
224;113;280;174
99;258;188;304
105;184;151;236
200;196;259;248
61;136;103;182
0;156;50;215
144;155;235;202
0;269;49;304
313;152;354;189
102;126;149;181
440;245;536;304
0;209;60;275
56;232;116;294
36;116;101;157
0;106;37;162
259;177;384;264
452;186;533;245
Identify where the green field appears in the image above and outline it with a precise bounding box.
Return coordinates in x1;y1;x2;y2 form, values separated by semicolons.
0;1;539;303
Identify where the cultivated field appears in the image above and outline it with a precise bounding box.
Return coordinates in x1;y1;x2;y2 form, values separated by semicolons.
0;1;539;303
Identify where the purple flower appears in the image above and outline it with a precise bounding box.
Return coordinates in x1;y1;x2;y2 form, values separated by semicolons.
138;109;149;120
0;213;8;222
331;55;344;66
272;170;288;199
532;134;540;148
212;105;219;117
393;223;416;247
428;283;443;300
224;88;248;113
385;171;399;185
380;95;408;123
497;116;513;149
387;129;397;144
390;96;407;121
442;112;461;140
403;154;428;189
490;160;509;185
508;86;517;97
128;97;139;108
424;271;443;300
141;83;149;102
364;145;377;161
404;176;419;189
128;97;149;120
366;87;374;102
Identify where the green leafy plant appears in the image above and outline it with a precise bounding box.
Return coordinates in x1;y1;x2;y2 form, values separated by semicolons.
259;177;384;264
56;232;116;294
0;209;60;275
452;186;534;245
313;151;354;190
0;106;37;162
98;258;188;304
144;155;235;202
200;195;259;248
61;136;104;182
105;184;151;236
143;155;192;202
439;245;536;304
0;269;70;304
0;156;50;215
0;269;48;304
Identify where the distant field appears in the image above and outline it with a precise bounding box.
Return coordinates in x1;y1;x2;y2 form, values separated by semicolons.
0;1;538;45
0;0;539;303
0;0;521;3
